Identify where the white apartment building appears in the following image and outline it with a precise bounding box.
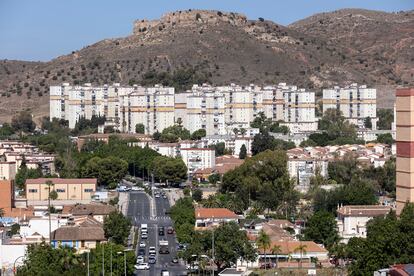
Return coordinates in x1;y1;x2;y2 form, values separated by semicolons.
287;158;329;192
180;148;215;174
322;83;377;129
185;85;226;135
262;85;284;122
0;162;16;180
118;85;175;134
281;87;317;133
336;205;392;243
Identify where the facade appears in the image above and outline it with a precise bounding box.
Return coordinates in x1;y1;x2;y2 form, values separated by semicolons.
51;216;106;253
0;180;14;214
180;148;215;174
0;162;16;180
395;88;414;214
118;85;175;134
25;178;97;205
63;203;116;223
195;208;239;229
322;83;377;129
336;205;392;243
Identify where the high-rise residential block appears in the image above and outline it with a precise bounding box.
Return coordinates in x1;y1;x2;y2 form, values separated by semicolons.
322;83;377;129
396;88;414;214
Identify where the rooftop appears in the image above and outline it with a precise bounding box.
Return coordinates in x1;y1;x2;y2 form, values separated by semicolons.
337;205;392;217
195;208;238;219
51;217;106;241
26;178;97;185
63;203;116;216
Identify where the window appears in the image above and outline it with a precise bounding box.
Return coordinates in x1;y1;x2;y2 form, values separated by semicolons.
28;189;38;193
56;189;65;193
84;189;93;193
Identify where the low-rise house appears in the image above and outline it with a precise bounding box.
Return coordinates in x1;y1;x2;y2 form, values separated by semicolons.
26;178;97;206
336;205;392;243
195;208;239;230
62;203;116;223
51;216;106;253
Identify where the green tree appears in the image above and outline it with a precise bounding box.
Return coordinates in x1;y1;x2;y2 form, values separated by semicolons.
256;230;271;269
239;144;247;159
328;153;360;184
191;129;206;140
303;211;339;249
364;117;372;129
377;108;393;130
159;124;191;142
150;156;187;184
82;156;128;188
170;197;195;244
192;189;203;202
208;173;221;184
0;123;15;138
271;244;282;268
376;133;394;145
15;165;43;190
294;243;307;268
103;211;131;245
135;123;145;134
252;132;294;155
210;142;230;156
11;111;36;133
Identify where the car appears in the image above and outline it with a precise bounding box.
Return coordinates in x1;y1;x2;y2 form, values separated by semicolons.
136;256;144;264
167;227;174;234
158;227;165;236
161;270;170;276
148;256;156;264
186;264;199;271
163;194;167;199
155;193;160;198
138;249;146;256
149;246;156;255
135;263;150;270
139;241;146;248
171;257;179;264
141;232;148;239
132;186;143;191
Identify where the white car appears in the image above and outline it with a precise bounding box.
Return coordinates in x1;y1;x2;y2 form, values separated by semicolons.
141;232;148;239
136;256;144;264
149;246;156;255
155;193;160;198
139;241;146;248
135;263;150;270
132;186;143;191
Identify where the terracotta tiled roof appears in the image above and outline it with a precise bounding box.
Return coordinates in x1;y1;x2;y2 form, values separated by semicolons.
51;217;106;241
63;203;116;216
337;205;392;217
195;208;238;219
26;178;97;185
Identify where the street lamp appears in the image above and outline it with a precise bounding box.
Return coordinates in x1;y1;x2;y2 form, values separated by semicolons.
13;255;25;275
117;249;133;276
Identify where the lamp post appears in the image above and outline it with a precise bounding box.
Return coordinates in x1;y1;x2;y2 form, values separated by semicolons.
87;250;90;276
13;255;25;275
118;249;133;276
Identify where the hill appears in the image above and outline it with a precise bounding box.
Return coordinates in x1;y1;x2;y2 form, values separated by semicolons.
0;9;412;122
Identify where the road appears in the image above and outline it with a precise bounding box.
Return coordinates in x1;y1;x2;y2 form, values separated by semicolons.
127;191;187;276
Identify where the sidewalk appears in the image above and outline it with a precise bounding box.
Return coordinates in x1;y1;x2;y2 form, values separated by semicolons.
118;191;129;216
167;188;184;206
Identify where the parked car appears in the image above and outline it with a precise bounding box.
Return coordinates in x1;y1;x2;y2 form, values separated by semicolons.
148;256;156;264
136;256;144;264
159;227;165;236
167;227;174;234
141;232;148;239
149;246;156;255
138;249;145;256
139;241;146;248
135;263;150;270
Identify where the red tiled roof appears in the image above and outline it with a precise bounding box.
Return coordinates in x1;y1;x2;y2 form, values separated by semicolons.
337;205;392;217
195;208;238;219
257;240;328;255
26;178;97;185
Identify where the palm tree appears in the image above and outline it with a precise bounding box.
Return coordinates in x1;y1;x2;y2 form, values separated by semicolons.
59;247;81;270
46;180;58;244
239;128;247;137
271;244;282;268
256;230;271;270
294;243;307;269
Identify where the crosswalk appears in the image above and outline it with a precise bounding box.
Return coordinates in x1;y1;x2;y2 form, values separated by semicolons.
131;216;172;224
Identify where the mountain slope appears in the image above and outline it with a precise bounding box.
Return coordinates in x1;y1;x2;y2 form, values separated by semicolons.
0;9;412;122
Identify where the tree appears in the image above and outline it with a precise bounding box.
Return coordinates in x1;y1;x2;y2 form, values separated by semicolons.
251;132;294;155
210;142;229;156
318;109;357;143
150;156;187;184
294;243;307;268
271;245;282;268
170;197;195;244
192;189;203;202
15;166;43;190
11;111;36;133
256;230;271;269
159;124;191;143
103;211;131;245
46;180;58;243
208;173;221;184
82;156;128;188
377;108;393;130
327;153;360;184
239;144;247;159
303;211;339;249
191;129;206;140
0;123;15;138
377;133;394;145
135;123;145;134
364;117;372;129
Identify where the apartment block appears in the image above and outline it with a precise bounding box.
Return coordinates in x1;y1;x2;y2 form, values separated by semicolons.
118;85;175;134
281;87;317;133
0;162;16;180
395;88;414;214
322;83;377;129
26;178;97;206
180;148;215;174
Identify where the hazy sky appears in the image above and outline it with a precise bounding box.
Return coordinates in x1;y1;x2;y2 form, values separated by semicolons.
0;0;412;61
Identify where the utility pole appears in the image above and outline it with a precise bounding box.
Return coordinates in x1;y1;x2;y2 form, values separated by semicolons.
102;245;105;276
124;252;127;276
87;251;90;276
211;229;215;276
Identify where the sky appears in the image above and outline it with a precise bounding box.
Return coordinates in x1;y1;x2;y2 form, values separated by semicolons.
0;0;412;61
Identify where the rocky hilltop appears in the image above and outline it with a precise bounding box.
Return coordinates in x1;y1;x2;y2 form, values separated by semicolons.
0;9;412;122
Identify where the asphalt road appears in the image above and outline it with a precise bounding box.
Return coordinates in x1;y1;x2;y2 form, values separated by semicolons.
127;191;187;276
